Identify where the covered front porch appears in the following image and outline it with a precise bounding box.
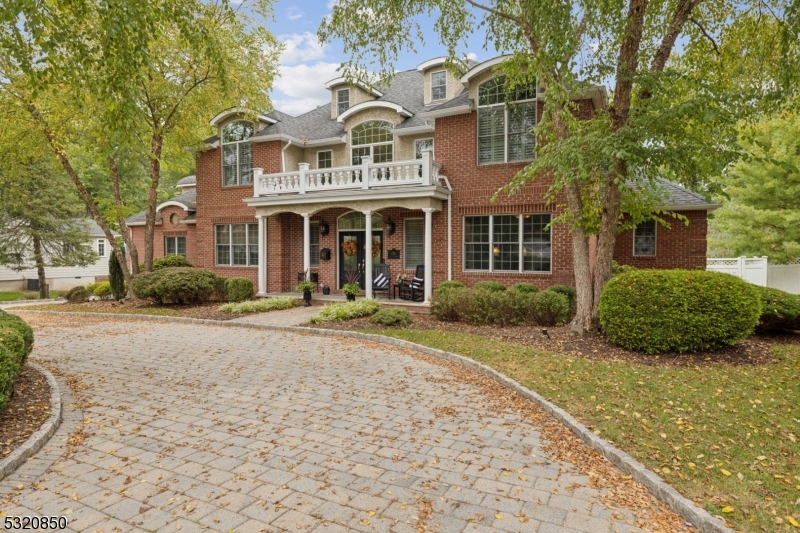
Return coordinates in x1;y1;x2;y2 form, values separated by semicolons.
262;291;430;309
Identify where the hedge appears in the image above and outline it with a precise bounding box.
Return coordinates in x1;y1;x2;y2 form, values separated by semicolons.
430;286;569;326
131;267;216;305
225;278;254;303
473;281;506;292
0;311;34;411
152;255;194;270
545;285;575;312
510;282;539;294
436;280;465;290
754;285;800;333
599;270;762;354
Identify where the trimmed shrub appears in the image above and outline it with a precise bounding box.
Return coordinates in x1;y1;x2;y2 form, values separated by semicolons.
612;260;638;277
0;311;33;411
754;286;800;333
152;255;194;270
507;289;537;325
531;291;570;327
225;278;254;303
437;280;465;290
109;251;126;300
0;311;34;359
369;308;413;327
308;300;381;323
599;270;762;354
90;281;112;298
64;285;90;303
545;285;575;312
473;281;506;292
431;287;470;322
465;288;512;325
220;296;297;314
131;267;216;305
213;275;228;302
510;282;539;294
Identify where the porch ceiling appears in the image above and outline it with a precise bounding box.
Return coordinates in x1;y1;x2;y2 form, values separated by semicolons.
245;185;450;217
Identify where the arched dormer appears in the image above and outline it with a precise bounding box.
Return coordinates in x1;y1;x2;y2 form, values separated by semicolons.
350;120;394;165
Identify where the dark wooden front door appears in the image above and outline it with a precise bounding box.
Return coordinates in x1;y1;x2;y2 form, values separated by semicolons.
339;231;383;289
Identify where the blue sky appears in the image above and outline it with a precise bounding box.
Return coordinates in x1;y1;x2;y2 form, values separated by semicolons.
267;0;487;116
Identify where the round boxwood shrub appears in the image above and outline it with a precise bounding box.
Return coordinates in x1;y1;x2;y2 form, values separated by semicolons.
225;278;254;303
510;282;539;294
473;281;506;292
754;285;800;333
465;288;512;324
64;285;90;303
599;270;762;354
369;308;413;327
545;285;575;312
131;267;216;305
90;281;112;298
437;280;465;290
0;311;34;359
0;312;33;411
531;291;570;326
431;287;470;321
152;255;194;271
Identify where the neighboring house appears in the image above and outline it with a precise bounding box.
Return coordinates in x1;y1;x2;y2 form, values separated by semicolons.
127;55;718;301
0;220;119;292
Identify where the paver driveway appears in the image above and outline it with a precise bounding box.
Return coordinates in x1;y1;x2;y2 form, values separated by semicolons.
2;316;660;533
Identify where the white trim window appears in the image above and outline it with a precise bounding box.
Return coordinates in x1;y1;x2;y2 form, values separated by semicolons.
414;138;434;159
464;214;551;272
477;76;537;164
337;88;350;116
310;222;320;268
97;239;106;257
431;70;447;101
215;223;258;266
222;120;254;187
633;220;657;256
351;120;393;165
404;218;424;270
165;236;186;257
317;150;332;169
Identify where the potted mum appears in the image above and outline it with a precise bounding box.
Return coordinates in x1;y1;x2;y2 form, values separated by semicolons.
342;270;361;302
295;280;316;307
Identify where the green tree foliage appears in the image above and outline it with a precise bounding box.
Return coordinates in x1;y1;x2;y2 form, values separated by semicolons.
709;112;800;262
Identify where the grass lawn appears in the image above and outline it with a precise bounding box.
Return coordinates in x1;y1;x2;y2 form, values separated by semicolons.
20;303;180;316
0;291;61;301
366;329;800;532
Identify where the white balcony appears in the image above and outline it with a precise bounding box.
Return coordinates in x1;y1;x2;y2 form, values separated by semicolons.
253;152;441;197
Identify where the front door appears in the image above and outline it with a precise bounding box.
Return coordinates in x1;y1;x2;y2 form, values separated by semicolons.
339;231;383;289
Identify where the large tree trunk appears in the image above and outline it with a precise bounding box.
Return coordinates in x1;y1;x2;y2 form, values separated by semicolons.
108;156;138;296
31;231;48;299
24;101;132;290
143;134;163;272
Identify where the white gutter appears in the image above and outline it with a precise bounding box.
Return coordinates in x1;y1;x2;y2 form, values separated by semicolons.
252;134;344;146
281;140;292;172
439;176;453;281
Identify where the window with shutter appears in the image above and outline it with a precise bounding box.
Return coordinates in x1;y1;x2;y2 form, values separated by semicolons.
477;76;537;164
404;219;424;270
221;120;254;186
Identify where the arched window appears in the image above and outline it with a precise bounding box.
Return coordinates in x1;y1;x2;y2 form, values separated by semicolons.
477;76;537;164
337;211;383;230
222;120;254;186
351;120;393;165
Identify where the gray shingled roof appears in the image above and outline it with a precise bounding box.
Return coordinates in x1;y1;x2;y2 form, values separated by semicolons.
252;104;344;141
657;179;719;209
176;175;196;187
125;211;161;225
424;90;471;114
86;219;120;237
125;189;196;225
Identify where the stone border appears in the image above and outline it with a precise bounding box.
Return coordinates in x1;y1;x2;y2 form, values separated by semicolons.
12;310;733;533
0;362;63;481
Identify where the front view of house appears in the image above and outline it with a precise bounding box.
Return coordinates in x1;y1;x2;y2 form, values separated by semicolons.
127;55;717;300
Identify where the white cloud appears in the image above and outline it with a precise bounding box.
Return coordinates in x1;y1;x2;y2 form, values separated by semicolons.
286;6;303;20
326;0;338;9
273;61;341;116
279;32;327;65
466;52;478;61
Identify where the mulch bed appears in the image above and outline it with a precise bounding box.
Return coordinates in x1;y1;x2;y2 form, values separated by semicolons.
0;365;51;461
310;316;795;367
28;299;240;321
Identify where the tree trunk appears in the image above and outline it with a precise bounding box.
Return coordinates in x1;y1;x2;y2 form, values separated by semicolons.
143;134;163;272
31;231;48;299
108;156;138;295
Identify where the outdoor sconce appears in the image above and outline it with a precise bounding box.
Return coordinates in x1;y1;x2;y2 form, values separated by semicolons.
320;248;331;260
319;220;330;235
385;218;396;235
493;246;501;256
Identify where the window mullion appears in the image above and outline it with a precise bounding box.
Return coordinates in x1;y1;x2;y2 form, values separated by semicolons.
519;215;523;273
504;107;509;163
488;215;494;273
229;225;233;266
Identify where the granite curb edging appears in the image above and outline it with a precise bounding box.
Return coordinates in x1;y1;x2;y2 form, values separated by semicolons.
0;362;63;481
11;309;734;533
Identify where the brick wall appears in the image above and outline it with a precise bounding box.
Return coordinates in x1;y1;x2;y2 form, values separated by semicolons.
614;211;708;270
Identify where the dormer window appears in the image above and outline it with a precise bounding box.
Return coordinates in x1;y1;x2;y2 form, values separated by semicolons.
477;77;537;164
337;89;350;116
431;71;447;101
222;120;254;186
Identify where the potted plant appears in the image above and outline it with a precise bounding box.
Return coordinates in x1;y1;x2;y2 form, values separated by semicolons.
295;280;316;307
342;270;361;302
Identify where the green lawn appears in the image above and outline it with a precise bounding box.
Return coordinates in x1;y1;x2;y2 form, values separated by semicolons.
20;303;180;316
365;329;800;532
0;291;61;301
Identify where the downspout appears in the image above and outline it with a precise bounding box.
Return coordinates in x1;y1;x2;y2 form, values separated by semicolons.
281;140;293;172
440;176;453;281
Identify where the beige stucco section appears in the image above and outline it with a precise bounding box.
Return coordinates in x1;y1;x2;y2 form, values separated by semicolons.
329;84;377;120
396;132;435;161
281;142;304;172
421;67;464;105
305;143;349;169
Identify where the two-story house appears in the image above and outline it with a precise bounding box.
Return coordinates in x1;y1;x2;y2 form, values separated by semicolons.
127;55;717;301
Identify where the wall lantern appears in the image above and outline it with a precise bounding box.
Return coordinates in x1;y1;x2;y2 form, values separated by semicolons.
319;220;330;236
493;246;501;256
385;218;396;236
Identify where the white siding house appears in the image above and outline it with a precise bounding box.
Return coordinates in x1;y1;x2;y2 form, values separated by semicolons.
0;220;119;292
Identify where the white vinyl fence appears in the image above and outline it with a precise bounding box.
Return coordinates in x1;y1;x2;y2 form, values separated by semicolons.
707;256;800;294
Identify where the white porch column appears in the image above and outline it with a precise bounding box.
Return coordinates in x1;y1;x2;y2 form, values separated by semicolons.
364;210;373;299
422;208;435;302
257;215;267;295
302;213;311;279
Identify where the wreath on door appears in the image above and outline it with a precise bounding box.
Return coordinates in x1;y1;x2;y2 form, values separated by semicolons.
341;240;357;257
371;241;380;257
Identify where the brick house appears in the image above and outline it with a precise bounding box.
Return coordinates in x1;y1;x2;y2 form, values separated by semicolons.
127;55;718;300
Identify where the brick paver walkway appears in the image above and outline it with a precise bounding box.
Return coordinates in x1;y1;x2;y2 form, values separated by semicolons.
1;317;651;533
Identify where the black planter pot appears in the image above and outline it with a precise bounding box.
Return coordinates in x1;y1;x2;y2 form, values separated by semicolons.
322;285;330;295
303;289;312;307
346;293;356;302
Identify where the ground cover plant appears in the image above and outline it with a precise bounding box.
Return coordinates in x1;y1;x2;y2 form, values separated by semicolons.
364;328;799;532
308;299;381;323
369;307;413;327
219;296;296;314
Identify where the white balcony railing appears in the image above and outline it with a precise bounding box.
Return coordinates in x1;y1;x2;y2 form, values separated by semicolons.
253;151;440;197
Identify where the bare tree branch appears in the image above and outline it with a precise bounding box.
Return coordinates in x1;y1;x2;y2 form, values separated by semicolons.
689;17;721;55
464;0;526;26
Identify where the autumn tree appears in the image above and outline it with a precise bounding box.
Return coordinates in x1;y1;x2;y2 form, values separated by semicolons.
320;0;796;331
